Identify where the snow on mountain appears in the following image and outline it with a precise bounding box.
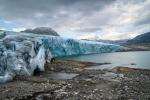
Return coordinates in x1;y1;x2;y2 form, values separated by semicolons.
0;31;124;83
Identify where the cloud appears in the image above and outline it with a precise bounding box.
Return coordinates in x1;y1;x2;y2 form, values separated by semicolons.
78;33;100;40
0;0;150;40
72;27;102;33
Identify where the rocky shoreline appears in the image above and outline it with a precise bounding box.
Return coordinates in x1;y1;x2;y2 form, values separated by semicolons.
0;60;150;100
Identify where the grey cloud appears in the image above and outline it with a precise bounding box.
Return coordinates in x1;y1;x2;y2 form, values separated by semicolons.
134;4;150;26
0;0;114;19
74;27;102;33
0;0;115;27
0;0;150;40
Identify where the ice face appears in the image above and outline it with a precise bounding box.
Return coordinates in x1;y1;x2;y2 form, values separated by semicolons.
0;31;124;83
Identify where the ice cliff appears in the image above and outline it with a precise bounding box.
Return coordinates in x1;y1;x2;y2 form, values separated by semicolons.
0;31;123;83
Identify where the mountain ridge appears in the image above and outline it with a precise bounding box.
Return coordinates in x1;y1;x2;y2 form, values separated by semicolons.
21;27;60;36
126;32;150;44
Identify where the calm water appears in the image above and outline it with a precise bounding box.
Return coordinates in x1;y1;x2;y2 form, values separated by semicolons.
47;72;78;80
58;51;150;69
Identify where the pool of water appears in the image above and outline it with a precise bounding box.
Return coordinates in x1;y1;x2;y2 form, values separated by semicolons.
58;51;150;69
47;72;78;80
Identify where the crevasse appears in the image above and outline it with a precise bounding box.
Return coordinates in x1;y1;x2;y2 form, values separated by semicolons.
0;31;124;83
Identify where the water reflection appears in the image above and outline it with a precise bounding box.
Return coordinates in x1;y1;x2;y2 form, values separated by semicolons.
58;51;150;69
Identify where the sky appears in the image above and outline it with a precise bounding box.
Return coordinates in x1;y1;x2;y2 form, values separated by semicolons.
0;0;150;40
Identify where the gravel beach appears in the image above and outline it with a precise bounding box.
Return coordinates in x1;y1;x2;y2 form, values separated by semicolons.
0;60;150;100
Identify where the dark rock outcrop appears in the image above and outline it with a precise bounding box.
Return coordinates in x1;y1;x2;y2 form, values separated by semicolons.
127;32;150;44
21;27;60;36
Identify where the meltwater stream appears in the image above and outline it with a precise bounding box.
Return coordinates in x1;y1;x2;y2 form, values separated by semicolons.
58;51;150;69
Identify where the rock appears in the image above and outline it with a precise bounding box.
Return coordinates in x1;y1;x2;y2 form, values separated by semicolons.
130;63;136;65
21;27;60;36
0;59;150;99
112;66;150;73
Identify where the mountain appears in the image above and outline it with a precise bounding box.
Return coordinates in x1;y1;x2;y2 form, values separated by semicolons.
127;32;150;44
21;27;59;36
97;39;129;45
84;32;150;45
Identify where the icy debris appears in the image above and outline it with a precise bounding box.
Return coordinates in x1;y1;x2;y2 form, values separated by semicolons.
0;31;124;83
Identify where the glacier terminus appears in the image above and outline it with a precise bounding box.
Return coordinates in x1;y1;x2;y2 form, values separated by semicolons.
0;31;124;83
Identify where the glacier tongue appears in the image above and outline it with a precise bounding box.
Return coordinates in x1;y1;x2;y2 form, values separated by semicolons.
0;31;123;83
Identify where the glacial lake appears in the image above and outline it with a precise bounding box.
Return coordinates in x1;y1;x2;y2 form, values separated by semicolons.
58;51;150;69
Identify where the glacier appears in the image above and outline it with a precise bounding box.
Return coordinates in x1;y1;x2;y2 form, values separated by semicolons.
0;31;124;83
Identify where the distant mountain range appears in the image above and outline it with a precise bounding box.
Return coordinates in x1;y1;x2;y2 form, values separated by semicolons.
2;27;150;45
82;39;129;45
21;27;59;36
97;39;129;45
83;32;150;45
82;32;150;51
126;32;150;44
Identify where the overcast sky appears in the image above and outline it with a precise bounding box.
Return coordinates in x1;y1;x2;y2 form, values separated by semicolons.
0;0;150;40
